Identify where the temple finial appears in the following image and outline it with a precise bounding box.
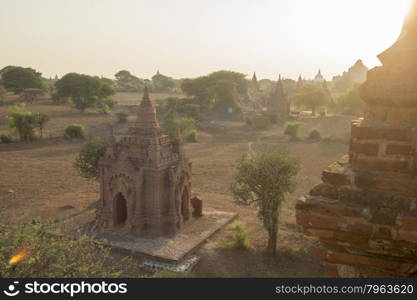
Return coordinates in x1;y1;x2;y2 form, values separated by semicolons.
140;85;152;107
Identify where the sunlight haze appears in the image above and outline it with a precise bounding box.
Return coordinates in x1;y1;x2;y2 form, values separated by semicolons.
0;0;412;80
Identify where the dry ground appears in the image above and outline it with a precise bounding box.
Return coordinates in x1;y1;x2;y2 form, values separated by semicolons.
0;93;353;277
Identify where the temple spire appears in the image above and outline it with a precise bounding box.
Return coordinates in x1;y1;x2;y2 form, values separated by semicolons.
275;75;285;96
141;85;152;107
135;86;160;130
252;72;257;83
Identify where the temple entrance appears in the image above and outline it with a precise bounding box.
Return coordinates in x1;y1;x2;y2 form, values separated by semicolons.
181;187;190;221
114;192;127;227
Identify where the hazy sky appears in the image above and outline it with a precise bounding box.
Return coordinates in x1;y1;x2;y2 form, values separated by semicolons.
0;0;412;80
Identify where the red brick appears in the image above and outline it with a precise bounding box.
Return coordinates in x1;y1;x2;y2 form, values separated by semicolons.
386;144;414;156
316;249;413;273
351;125;411;142
323;263;340;278
322;162;350;186
298;197;363;219
397;229;417;244
310;183;339;199
296;211;343;231
346;221;374;236
354;174;417;197
398;215;417;231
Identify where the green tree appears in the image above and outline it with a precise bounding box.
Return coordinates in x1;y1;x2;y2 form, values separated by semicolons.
181;70;248;113
181;76;215;109
335;83;363;115
114;70;144;92
152;71;175;92
213;79;240;113
74;139;107;180
1;66;45;94
55;73;114;112
291;83;331;116
231;148;299;255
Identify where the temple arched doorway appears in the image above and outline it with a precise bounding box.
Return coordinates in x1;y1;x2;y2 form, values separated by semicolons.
181;187;190;221
114;192;127;227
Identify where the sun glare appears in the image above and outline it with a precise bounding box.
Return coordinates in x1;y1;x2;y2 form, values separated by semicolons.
275;0;414;77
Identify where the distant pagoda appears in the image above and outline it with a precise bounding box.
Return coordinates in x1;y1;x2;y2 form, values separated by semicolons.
267;75;290;117
313;69;325;83
296;74;303;91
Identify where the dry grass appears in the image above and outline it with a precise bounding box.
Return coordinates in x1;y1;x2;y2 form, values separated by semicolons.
0;94;353;277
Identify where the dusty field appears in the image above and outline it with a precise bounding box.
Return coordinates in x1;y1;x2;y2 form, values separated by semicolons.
0;94;353;277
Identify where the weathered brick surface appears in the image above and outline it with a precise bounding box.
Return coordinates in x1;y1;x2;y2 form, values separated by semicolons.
315;248;414;274
385;144;414;156
297;196;363;218
296;211;344;231
354;173;417;197
351;142;379;156
310;183;339;199
351;158;410;173
322;162;351;186
351;124;411;142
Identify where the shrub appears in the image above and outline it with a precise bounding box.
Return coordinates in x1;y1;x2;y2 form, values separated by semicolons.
309;129;321;140
284;121;301;141
74;138;107;180
97;98;116;114
231;221;251;249
7;104;37;141
163;117;197;142
262;111;278;124
184;130;197;143
0;221;138;277
116;111;129;123
0;134;13;143
249;116;271;130
64;124;86;139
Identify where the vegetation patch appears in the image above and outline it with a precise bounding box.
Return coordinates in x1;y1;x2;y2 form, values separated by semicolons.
64;124;86;139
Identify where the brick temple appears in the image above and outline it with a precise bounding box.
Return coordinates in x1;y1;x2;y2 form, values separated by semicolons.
96;87;193;237
296;2;417;277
